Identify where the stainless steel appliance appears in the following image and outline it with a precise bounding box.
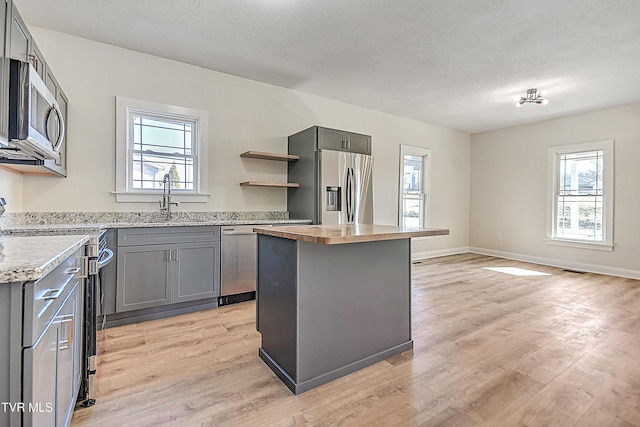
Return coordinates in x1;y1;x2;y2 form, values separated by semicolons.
288;126;373;224
77;230;114;407
3;60;65;162
219;225;266;305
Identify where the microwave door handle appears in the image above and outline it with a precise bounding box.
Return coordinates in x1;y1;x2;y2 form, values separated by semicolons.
50;103;65;151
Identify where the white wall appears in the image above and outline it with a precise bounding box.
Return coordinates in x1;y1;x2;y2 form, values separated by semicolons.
470;103;640;278
0;168;23;213
17;28;470;255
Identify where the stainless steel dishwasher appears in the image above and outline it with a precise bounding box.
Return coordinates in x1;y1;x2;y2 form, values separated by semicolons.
219;225;269;305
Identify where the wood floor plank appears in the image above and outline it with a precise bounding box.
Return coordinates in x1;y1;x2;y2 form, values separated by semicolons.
71;254;640;426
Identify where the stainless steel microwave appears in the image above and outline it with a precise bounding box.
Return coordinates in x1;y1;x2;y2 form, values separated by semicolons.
7;59;65;162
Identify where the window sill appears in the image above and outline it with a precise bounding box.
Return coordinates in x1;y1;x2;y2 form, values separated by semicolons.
112;191;210;203
545;238;613;252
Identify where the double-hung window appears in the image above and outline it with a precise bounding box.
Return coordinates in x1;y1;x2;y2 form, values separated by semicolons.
547;140;614;250
399;145;430;228
115;97;208;202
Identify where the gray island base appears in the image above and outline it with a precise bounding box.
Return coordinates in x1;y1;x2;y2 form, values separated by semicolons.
254;224;449;394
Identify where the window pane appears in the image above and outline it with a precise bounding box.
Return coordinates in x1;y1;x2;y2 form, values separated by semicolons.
403;155;422;192
559;150;603;196
401;194;423;227
131;151;194;190
130;113;195;190
555;148;606;242
556;195;603;241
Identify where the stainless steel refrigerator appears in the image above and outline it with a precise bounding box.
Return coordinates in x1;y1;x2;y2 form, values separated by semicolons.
288;126;373;224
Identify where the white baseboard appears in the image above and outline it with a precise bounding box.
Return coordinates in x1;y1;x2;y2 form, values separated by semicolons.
469;247;640;280
411;246;470;261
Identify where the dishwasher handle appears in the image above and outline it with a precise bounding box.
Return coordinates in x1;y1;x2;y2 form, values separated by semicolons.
222;225;272;236
221;229;257;236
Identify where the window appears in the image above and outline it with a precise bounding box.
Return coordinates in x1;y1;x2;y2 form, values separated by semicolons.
115;97;209;203
547;140;614;250
399;145;430;228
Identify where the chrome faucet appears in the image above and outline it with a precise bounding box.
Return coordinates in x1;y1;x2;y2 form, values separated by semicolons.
159;174;179;220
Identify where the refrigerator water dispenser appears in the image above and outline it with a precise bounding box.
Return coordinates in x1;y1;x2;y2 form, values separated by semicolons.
325;186;342;211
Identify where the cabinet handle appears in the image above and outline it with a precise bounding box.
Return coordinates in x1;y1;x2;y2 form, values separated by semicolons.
42;287;64;301
65;267;81;275
167;249;172;262
174;249;179;261
28;54;38;71
57;314;74;351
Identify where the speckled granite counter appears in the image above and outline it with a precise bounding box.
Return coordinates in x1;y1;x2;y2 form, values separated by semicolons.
0;211;311;236
0;234;90;282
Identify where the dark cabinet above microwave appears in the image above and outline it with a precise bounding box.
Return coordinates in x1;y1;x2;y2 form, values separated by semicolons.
0;1;68;177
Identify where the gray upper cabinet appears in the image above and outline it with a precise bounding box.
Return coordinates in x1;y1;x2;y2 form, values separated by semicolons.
317;126;371;155
0;0;9;145
1;1;69;176
28;38;45;78
9;2;28;62
9;3;44;75
116;227;221;313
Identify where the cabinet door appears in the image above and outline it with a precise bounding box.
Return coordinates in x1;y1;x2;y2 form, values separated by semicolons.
22;319;58;427
29;38;46;78
0;0;8;145
116;245;172;312
345;132;371;155
9;2;29;62
317;127;346;151
173;242;220;303
56;280;80;427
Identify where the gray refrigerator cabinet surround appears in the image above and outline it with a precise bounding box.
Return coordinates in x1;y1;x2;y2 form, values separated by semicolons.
115;226;221;314
288;126;373;224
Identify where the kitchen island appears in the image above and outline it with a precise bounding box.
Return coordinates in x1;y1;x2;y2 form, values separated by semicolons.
253;224;449;394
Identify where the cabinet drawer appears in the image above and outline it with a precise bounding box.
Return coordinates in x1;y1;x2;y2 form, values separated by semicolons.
117;226;221;246
23;247;84;347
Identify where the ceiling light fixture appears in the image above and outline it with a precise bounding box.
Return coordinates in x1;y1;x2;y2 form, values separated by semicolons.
515;88;548;107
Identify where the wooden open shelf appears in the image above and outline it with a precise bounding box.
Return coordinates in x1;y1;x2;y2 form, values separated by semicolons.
240;181;299;188
240;151;299;162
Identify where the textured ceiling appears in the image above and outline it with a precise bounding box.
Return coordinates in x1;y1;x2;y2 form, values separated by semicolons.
13;0;640;133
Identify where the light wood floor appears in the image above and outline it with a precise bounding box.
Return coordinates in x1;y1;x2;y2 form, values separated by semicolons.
71;254;640;426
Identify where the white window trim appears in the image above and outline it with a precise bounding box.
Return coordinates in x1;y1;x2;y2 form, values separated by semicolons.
114;96;209;203
546;139;614;251
398;144;431;229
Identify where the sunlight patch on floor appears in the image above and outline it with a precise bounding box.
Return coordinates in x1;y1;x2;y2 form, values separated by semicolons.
484;266;552;276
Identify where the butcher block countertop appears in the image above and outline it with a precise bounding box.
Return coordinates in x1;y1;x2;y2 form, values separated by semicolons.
253;224;449;245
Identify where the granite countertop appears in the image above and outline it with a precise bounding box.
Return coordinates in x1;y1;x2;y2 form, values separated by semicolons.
253;224;450;245
1;219;311;236
0;234;90;283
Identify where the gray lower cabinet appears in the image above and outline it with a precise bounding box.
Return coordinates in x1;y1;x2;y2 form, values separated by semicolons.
173;242;219;303
21;246;85;427
115;227;220;313
116;244;172;312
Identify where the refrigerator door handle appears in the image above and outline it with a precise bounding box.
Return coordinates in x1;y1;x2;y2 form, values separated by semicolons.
346;167;354;223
